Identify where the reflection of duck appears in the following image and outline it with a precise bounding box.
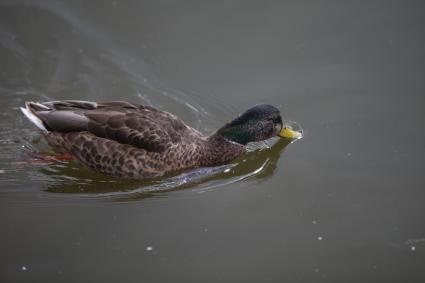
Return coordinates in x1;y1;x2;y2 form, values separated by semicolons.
42;138;292;199
21;100;301;179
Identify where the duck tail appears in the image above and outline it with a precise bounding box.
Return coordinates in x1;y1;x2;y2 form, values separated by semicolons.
20;102;50;132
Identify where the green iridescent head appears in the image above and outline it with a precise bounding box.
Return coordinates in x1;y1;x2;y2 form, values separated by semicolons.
217;104;300;145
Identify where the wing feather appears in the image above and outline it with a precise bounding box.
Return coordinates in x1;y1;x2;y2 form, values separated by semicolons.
25;100;188;153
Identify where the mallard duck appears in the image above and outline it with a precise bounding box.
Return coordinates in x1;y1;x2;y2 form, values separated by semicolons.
20;100;301;179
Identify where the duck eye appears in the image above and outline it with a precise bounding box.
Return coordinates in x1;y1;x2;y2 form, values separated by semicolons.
268;117;280;123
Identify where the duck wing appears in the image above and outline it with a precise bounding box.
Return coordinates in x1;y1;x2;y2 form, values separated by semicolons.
25;100;187;153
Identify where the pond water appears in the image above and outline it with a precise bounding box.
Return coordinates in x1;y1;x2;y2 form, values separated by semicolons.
1;1;425;282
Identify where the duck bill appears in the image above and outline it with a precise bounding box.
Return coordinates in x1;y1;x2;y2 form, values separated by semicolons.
278;126;303;140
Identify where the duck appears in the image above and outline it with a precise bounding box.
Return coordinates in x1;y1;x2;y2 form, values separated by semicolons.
20;100;302;179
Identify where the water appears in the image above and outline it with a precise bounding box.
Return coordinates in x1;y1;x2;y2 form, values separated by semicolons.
1;1;425;282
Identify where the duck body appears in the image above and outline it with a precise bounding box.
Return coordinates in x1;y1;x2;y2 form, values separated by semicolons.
21;100;245;179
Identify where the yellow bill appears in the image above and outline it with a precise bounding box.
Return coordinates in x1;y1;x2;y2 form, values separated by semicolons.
279;126;303;140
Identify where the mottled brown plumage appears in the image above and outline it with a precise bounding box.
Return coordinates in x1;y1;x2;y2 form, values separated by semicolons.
21;100;290;179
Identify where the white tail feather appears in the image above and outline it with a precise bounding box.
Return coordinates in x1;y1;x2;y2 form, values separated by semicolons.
20;104;49;132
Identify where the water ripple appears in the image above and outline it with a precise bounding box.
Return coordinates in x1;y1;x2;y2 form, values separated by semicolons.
0;1;301;202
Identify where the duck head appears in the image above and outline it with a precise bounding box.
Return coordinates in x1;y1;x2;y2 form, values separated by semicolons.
217;104;302;145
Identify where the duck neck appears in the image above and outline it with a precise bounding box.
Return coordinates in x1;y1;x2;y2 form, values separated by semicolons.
202;132;245;166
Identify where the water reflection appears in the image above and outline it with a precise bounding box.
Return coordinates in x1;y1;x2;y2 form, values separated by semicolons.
1;0;303;200
40;138;294;201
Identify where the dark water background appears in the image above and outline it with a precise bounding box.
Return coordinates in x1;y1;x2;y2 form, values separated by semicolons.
1;1;425;282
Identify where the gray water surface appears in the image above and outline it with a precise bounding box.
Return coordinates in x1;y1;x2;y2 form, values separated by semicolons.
1;1;425;282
